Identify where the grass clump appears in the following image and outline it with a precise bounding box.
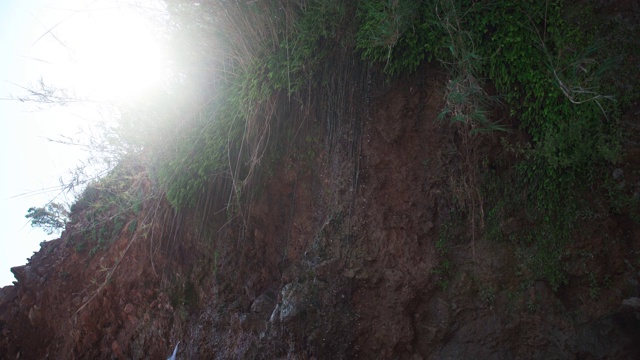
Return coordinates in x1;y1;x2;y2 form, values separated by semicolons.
356;0;422;73
143;0;352;211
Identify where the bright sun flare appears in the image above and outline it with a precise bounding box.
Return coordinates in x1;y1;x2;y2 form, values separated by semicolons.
61;5;166;101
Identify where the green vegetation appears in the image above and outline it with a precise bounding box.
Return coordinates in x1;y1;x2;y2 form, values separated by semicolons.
144;0;353;210
354;0;631;291
479;284;496;306
25;202;69;235
422;0;633;291
125;0;632;214
356;0;422;73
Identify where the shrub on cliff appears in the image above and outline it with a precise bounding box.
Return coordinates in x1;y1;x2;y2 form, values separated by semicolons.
25;203;69;235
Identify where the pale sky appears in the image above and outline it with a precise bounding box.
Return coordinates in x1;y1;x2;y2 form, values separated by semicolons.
0;0;167;286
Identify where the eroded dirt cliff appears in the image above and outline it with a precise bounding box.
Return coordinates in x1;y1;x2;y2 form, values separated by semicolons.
2;56;640;360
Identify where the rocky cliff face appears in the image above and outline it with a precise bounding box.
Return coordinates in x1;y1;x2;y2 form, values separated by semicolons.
2;62;640;359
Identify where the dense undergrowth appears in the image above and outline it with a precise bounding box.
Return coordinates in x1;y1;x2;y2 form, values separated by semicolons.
361;0;637;290
33;0;639;292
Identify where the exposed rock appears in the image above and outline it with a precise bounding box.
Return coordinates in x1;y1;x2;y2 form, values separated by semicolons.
614;167;625;180
277;282;308;324
621;297;640;311
250;293;275;315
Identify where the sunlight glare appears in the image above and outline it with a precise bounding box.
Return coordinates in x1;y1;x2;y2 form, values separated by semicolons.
71;10;165;101
43;3;168;103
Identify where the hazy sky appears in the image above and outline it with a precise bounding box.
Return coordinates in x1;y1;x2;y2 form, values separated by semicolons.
0;0;166;286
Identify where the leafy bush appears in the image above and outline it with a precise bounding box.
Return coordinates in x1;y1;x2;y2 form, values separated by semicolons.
25;203;69;235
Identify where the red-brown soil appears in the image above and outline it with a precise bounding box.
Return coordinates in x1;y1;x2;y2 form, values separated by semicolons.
2;28;640;359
